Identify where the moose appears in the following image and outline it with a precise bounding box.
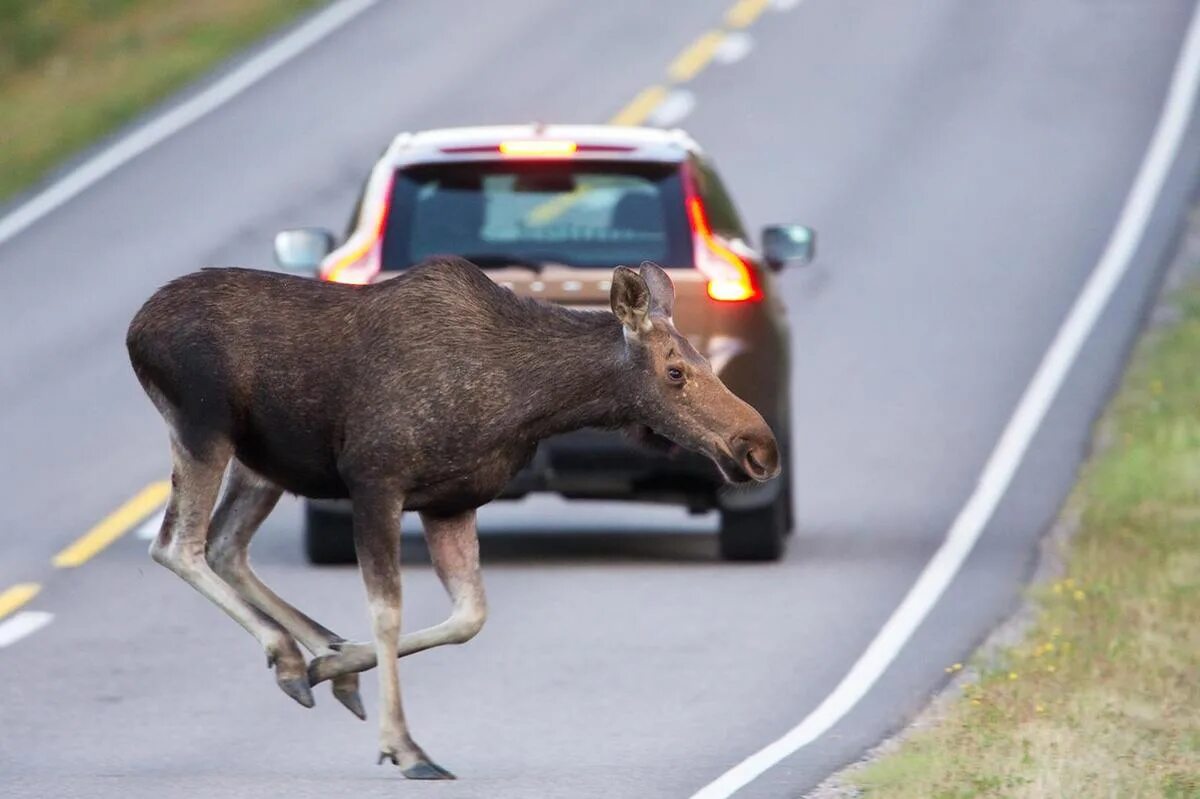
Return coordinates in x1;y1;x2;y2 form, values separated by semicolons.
127;256;780;779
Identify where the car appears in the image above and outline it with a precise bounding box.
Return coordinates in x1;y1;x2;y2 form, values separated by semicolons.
273;124;815;563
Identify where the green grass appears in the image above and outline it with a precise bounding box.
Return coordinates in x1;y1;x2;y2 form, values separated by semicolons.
851;276;1200;797
0;0;323;203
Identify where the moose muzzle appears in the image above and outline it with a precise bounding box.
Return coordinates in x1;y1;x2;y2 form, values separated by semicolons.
729;430;781;483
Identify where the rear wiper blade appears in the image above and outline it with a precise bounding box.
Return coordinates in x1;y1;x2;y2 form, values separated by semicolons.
458;254;546;272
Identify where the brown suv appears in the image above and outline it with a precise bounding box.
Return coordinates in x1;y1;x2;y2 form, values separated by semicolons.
274;125;815;562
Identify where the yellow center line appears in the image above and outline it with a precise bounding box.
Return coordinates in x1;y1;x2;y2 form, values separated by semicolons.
527;186;588;226
668;30;726;84
0;583;41;622
609;84;669;126
726;0;771;28
53;480;171;568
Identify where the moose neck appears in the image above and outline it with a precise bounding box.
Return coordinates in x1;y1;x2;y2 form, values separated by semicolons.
511;307;638;443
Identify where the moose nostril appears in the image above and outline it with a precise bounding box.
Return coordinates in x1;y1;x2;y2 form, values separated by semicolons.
733;436;780;480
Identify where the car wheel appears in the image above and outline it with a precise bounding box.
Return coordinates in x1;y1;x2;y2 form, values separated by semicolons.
718;484;790;561
304;505;356;565
719;414;793;561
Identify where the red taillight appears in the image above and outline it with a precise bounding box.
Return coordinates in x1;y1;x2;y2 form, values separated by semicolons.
324;176;394;284
686;197;760;302
498;139;578;157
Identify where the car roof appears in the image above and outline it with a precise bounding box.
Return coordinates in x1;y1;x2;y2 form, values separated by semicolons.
385;124;702;166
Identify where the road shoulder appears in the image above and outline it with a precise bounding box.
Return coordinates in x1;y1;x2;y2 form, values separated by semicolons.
808;206;1200;799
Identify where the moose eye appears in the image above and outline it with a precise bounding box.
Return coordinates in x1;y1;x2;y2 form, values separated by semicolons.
666;366;685;383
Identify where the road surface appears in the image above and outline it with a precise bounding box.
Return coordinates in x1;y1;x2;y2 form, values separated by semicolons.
2;0;1198;796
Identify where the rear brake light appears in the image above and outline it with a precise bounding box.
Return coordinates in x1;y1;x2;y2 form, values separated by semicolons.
324;175;394;284
498;139;578;157
686;197;761;302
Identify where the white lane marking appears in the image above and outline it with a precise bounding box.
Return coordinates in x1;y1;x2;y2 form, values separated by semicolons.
714;32;754;65
649;89;696;127
0;611;54;648
136;507;167;541
772;0;803;11
689;3;1200;797
0;0;380;248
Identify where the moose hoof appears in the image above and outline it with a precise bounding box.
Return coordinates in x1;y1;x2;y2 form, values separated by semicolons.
276;675;315;709
377;751;456;780
401;760;456;780
331;674;366;720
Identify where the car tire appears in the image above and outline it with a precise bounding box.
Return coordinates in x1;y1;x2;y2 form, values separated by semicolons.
718;415;793;561
304;505;357;565
718;482;790;561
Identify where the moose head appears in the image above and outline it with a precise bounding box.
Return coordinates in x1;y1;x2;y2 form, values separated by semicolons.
611;262;781;485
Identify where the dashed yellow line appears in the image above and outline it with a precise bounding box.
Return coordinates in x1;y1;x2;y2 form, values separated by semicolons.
53;480;171;568
668;30;726;83
0;583;41;622
527;186;588;225
726;0;771;28
609;84;669;126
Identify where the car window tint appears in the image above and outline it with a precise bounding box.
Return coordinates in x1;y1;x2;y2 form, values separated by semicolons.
381;161;691;269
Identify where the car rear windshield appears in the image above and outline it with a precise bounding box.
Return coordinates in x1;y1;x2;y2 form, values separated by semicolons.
380;160;691;270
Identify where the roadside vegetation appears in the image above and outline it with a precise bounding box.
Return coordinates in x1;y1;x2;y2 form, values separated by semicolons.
0;0;321;202
851;262;1200;796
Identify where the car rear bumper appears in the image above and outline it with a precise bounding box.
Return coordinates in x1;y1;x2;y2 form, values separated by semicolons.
308;429;783;515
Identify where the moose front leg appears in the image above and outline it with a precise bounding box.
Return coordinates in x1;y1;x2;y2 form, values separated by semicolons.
352;488;453;780
308;509;486;685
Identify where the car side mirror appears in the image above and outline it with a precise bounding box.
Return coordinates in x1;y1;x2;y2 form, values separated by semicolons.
761;225;816;271
274;228;335;274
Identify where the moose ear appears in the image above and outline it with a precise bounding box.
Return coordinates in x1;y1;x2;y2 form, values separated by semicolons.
611;266;652;333
638;261;675;318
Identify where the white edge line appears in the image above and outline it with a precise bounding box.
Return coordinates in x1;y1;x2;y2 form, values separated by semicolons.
0;0;380;248
136;507;168;541
689;4;1200;797
0;611;55;648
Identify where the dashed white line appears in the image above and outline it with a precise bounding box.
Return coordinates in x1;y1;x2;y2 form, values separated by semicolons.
772;0;803;11
135;508;167;541
689;1;1200;796
714;32;755;65
0;612;54;648
649;89;697;127
0;0;381;249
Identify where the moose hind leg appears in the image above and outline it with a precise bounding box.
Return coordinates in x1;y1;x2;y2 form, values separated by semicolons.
151;439;313;709
206;459;365;719
309;509;485;685
353;489;453;780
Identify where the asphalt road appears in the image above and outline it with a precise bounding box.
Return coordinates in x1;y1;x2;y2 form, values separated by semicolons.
2;1;1198;796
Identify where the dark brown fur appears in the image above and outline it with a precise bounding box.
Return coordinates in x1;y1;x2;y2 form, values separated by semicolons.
127;256;779;778
129;257;638;514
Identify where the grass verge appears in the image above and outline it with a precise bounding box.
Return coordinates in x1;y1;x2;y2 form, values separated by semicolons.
0;0;322;203
850;253;1200;796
